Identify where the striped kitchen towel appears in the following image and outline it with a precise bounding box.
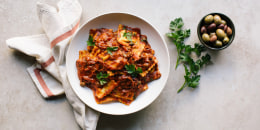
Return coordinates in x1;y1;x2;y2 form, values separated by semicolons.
6;0;100;129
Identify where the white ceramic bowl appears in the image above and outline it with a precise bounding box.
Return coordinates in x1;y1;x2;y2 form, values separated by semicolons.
66;12;170;115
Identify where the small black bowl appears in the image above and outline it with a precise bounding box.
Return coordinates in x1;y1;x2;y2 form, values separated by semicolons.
197;13;235;50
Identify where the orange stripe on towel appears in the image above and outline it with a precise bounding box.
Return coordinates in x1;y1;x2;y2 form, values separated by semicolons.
41;56;55;68
34;68;54;97
50;20;80;48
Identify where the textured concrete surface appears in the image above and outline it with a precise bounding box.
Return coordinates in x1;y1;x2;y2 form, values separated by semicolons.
1;0;260;130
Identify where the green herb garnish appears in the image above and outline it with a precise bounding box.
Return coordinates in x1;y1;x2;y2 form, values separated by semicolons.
87;35;95;46
167;18;211;93
106;46;118;55
96;72;109;85
169;18;184;31
123;32;132;41
125;64;143;77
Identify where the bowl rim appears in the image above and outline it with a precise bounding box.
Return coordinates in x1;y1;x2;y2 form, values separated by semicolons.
197;12;235;50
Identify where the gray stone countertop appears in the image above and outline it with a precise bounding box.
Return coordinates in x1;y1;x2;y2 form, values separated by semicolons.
1;0;260;129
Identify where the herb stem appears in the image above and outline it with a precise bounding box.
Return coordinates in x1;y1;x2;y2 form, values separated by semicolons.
177;81;186;93
175;54;180;69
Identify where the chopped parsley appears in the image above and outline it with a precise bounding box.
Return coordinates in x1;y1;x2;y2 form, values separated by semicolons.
125;64;143;77
123;32;132;41
106;46;118;55
96;72;109;85
87;35;95;46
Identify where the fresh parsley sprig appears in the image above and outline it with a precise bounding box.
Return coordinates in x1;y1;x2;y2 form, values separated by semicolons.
169;18;184;31
167;18;211;93
125;64;143;77
96;72;109;85
166;24;191;69
87;35;95;46
106;46;118;55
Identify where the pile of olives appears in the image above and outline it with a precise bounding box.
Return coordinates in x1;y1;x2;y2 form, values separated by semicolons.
200;14;233;47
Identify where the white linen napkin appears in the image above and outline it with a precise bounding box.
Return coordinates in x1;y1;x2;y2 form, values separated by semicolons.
6;0;100;129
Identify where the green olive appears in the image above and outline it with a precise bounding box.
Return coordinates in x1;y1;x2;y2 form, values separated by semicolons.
216;29;226;40
220;20;226;25
204;15;214;24
214;15;222;25
226;27;233;36
210;35;217;43
215;40;223;47
210;32;216;37
202;33;210;42
223;36;230;44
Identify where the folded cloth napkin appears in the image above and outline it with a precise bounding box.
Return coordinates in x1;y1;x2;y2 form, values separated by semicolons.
6;0;100;129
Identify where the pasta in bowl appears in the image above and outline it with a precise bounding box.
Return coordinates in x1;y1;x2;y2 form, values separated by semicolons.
66;13;170;115
76;24;161;105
